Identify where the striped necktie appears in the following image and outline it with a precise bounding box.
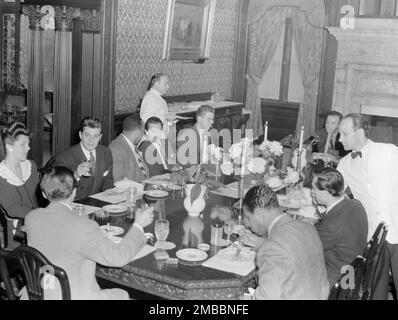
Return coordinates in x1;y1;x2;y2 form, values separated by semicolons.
135;146;148;179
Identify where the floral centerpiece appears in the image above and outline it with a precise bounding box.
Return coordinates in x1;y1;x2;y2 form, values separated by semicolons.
257;139;284;169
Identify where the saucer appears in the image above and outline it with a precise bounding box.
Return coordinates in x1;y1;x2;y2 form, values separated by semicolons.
145;190;169;198
154;241;176;250
176;248;208;262
100;225;124;236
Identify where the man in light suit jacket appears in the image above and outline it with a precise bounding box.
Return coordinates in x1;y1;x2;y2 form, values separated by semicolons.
337;113;398;299
109;114;149;182
24;166;154;300
241;185;330;300
54;117;114;201
312;168;368;287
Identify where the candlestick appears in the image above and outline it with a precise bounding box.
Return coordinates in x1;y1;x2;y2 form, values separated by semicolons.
264;122;268;141
299;126;304;151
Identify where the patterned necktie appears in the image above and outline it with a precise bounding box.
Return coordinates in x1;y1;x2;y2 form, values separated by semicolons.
89;151;95;175
325;134;334;154
351;151;362;159
135;146;148;179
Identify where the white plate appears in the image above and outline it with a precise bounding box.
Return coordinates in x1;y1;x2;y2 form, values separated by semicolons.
114;179;144;193
154;241;176;250
100;225;124;236
145;190;169;197
217;246;255;262
176;249;208;262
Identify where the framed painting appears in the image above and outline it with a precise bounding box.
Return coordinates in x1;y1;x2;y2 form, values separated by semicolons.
162;0;216;61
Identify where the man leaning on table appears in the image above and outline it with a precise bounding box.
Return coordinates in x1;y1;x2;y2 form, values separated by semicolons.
24;166;154;300
337;113;398;299
240;185;329;300
54;117;114;201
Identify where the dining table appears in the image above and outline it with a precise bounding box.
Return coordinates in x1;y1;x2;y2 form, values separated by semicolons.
77;185;257;300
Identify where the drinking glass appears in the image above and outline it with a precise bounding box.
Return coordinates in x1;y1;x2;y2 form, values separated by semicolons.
155;219;170;246
94;209;109;226
223;221;234;244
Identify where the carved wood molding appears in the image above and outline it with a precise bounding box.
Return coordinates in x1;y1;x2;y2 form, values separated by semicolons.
22;5;46;30
74;8;103;32
54;6;75;31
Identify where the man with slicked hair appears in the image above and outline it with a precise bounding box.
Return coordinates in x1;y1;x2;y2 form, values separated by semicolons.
240;185;329;300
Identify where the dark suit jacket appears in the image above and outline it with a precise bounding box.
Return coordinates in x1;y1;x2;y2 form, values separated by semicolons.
54;144;114;201
316;198;368;286
109;134;149;183
312;129;350;157
138;140;169;177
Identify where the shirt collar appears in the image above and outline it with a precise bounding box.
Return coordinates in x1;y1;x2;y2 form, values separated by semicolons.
80;143;96;161
59;201;74;212
326;197;344;214
268;214;287;236
149;87;162;97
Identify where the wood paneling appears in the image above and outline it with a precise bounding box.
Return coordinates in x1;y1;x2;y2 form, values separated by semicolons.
261;99;300;141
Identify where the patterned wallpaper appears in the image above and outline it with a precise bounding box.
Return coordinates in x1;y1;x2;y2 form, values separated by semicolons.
115;0;239;113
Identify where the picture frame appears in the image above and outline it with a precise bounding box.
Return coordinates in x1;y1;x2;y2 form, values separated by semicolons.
162;0;216;61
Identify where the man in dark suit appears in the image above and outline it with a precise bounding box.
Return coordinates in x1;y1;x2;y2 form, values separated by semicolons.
54;117;114;201
312;168;368;287
312;111;350;157
109;114;150;183
139;117;172;177
177;105;215;169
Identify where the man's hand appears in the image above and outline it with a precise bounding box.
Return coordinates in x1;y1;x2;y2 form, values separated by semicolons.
135;206;155;229
240;229;264;251
76;161;92;178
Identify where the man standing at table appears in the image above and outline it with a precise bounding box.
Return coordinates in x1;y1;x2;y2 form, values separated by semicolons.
140;73;175;131
109;114;149;182
54;117;113;201
241;185;329;300
337;113;398;299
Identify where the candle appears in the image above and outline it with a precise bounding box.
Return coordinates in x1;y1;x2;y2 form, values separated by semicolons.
264;122;268;141
299;126;304;151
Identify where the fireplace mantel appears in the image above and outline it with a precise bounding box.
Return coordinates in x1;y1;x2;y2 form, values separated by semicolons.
326;18;398;116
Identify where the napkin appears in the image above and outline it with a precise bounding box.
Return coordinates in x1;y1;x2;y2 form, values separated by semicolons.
202;247;256;276
132;245;157;261
89;189;128;204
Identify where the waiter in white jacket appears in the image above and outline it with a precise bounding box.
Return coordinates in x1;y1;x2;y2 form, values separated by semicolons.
140;73;175;134
337;113;398;299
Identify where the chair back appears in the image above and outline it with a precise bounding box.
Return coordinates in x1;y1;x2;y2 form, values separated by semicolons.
361;222;388;300
0;204;8;249
328;255;367;300
0;246;71;300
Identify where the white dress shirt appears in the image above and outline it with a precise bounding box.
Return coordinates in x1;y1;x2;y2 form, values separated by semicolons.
337;140;398;243
80;144;96;161
140;88;168;125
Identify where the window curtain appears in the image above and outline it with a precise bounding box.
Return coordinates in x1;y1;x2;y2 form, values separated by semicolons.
245;7;291;137
245;1;325;138
291;8;324;136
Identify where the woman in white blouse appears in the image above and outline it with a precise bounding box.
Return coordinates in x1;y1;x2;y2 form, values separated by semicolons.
0;122;39;249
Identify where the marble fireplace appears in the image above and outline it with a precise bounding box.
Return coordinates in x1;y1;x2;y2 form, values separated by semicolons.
327;18;398;145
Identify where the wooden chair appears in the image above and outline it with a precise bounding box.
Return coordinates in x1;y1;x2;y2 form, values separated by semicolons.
0;204;8;249
328;256;367;300
360;222;388;300
329;222;388;300
0;246;71;300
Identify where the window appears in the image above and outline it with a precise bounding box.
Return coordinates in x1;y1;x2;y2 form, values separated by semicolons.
258;17;304;104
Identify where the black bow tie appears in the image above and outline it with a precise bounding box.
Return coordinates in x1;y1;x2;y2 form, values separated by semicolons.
351;151;362;159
